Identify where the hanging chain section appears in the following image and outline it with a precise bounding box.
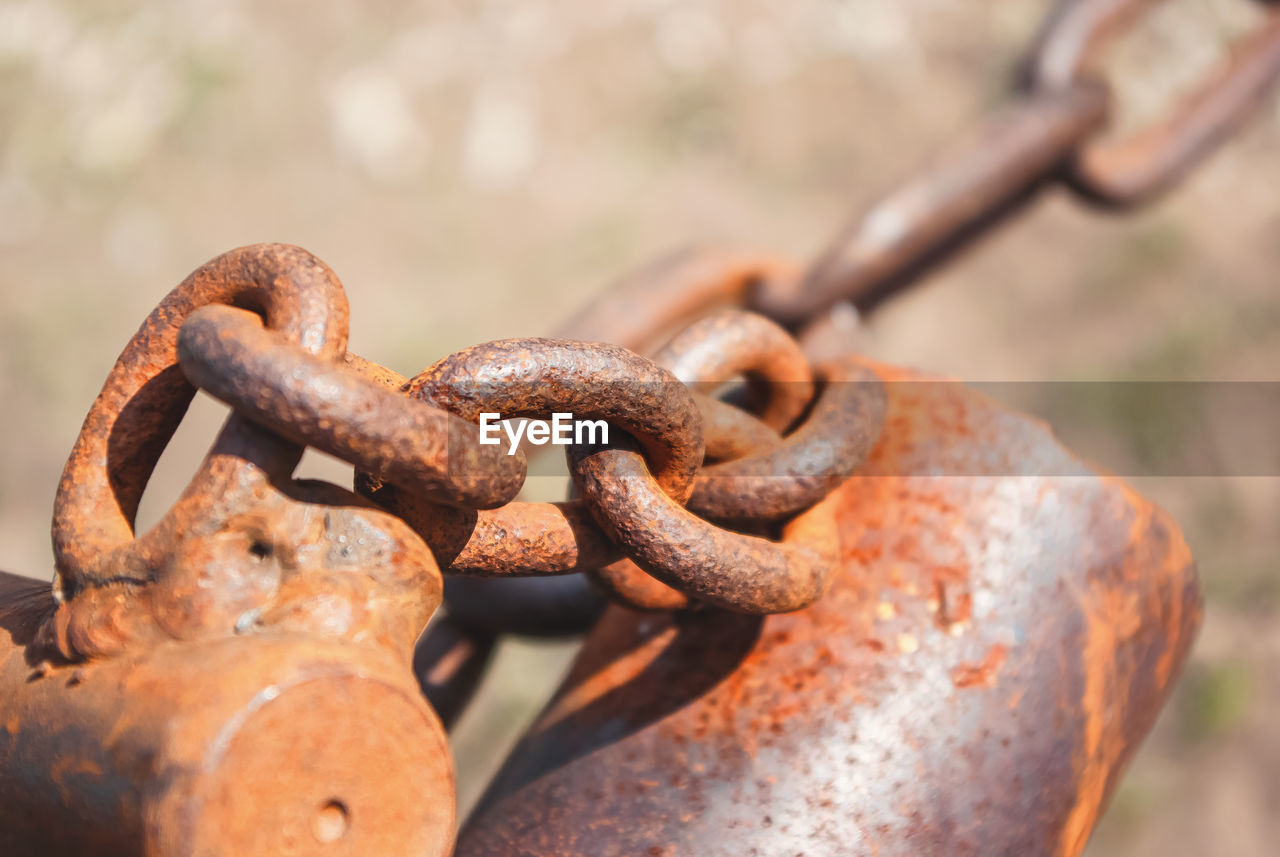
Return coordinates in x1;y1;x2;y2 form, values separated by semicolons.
749;0;1280;325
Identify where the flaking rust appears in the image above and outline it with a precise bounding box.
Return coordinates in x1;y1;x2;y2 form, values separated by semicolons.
455;360;1201;857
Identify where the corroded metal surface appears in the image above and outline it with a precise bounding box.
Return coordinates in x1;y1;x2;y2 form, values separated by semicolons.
1026;0;1280;206
52;243;350;596
652;309;814;432
590;311;887;613
454;362;1202;857
359;338;704;578
0;572;454;857
687;357;887;525
178;304;526;510
2;245;457;857
555;248;797;355
571;432;843;614
694;392;781;463
3;0;1269;849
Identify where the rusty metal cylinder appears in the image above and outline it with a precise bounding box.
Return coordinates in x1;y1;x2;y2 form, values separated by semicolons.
0;573;454;857
455;361;1202;857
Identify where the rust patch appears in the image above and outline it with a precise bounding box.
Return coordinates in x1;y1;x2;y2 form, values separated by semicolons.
951;643;1009;690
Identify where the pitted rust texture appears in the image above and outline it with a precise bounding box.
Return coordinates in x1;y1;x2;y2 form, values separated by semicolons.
694;392;781;462
359;338;705;577
482;250;798;629
590;310;884;613
44;245;444;665
389;493;625;577
408;338;704;497
52;243;350;595
6;244;458;856
45;470;443;664
1025;0;1280;206
0;573;455;857
2;0;1267;842
569;433;841;614
454;361;1202;857
687;358;888;524
350;352;623;614
178;304;526;510
326;353;612;634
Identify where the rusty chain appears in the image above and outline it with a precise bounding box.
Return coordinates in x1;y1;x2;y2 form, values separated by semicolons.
748;0;1280;325
38;0;1280;648
0;4;1267;855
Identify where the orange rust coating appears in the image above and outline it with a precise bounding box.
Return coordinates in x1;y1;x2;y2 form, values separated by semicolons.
591;325;885;613
407;339;704;500
177;305;526;510
455;360;1202;857
42;413;445;663
589;557;695;613
53;244;351;595
694;393;781;462
652;309;814;432
570;433;842;614
344;351;622;631
686;356;887;524
0;573;455;857
360;338;705;578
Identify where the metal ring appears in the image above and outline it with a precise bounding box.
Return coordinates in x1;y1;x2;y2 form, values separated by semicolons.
687;357;887;524
52;244;349;595
358;339;705;577
695;392;782;462
588;309;814;611
1025;0;1280;206
651;309;814;432
578;312;854;614
570;434;841;614
749;85;1108;324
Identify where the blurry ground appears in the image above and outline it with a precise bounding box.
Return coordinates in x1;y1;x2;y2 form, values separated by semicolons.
0;0;1277;853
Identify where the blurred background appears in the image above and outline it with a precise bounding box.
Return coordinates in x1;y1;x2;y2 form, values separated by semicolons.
0;0;1277;853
